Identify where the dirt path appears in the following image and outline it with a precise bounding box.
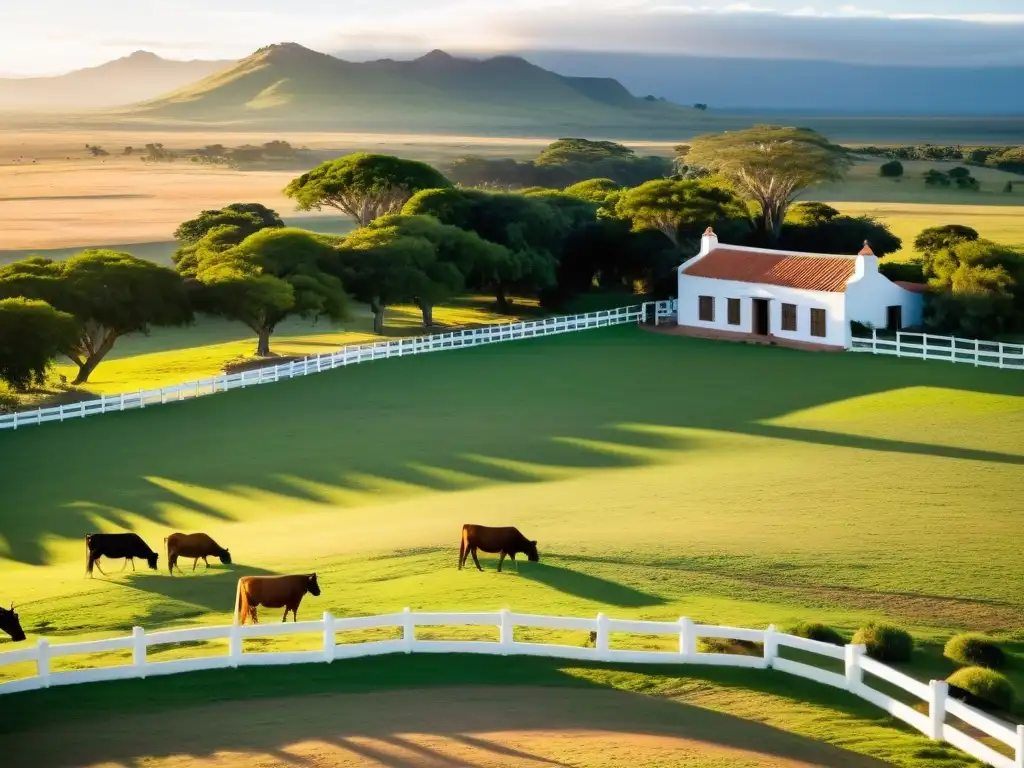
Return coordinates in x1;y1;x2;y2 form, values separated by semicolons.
2;686;889;768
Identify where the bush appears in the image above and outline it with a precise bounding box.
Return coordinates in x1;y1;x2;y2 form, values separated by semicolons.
944;633;1005;669
947;667;1016;711
880;160;904;178
787;621;846;646
852;623;913;662
699;638;763;656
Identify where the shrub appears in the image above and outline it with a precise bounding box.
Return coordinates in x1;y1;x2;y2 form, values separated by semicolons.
947;667;1016;711
699;638;763;656
944;633;1005;669
852;623;913;662
880;160;904;178
787;621;846;646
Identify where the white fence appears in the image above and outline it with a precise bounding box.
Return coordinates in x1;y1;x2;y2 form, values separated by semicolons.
850;329;1024;370
1;610;1020;768
0;306;644;431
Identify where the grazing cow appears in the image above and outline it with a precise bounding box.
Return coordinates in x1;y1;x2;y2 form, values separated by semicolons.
165;532;231;575
458;524;539;573
0;604;26;642
85;533;159;577
234;574;320;625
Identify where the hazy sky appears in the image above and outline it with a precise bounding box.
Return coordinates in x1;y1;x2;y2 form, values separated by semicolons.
3;1;1023;75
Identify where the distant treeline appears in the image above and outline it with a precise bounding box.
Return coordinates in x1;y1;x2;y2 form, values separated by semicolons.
106;140;320;169
444;138;673;189
854;144;1024;175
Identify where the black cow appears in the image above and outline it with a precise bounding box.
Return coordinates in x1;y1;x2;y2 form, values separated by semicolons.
85;533;159;577
0;603;26;642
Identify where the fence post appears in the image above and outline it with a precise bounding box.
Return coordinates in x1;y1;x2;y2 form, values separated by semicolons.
1013;723;1024;768
403;607;414;653
845;643;865;691
322;612;335;663
928;679;948;740
975;339;980;367
679;617;696;659
132;626;146;678
36;638;50;688
763;624;778;668
229;623;242;667
596;613;610;661
499;609;513;654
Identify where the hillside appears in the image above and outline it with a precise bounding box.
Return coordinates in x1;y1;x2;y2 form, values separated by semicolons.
123;44;709;134
0;52;236;111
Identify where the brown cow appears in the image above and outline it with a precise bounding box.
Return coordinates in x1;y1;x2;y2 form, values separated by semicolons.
165;532;231;575
234;574;320;625
458;524;538;573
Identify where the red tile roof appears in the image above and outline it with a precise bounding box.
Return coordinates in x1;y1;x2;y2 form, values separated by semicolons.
682;248;857;293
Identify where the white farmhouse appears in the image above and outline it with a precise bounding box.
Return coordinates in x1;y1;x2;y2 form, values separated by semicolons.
676;228;926;349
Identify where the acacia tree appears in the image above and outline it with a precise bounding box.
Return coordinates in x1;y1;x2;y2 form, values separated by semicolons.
173;203;284;275
914;225;980;255
613;178;749;249
679;126;852;241
284;153;452;227
334;227;462;334
0;251;192;384
367;215;508;326
187;228;350;356
0;298;78;390
562;178;621;205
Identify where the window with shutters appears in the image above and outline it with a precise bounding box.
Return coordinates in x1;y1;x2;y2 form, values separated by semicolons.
727;298;741;326
781;303;797;332
698;296;715;322
810;308;827;338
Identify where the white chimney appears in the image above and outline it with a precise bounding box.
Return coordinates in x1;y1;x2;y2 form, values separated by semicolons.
699;226;719;256
853;240;879;280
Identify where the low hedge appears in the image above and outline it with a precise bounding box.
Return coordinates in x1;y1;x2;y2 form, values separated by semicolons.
699;638;764;657
852;623;913;662
946;666;1015;712
943;633;1005;669
786;621;846;646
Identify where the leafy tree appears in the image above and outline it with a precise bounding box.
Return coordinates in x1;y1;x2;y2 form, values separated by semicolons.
188;228;350;356
0;298;77;390
535;139;635;166
366;215;507;326
924;169;952;187
0;251;192;384
562;178;621;204
613;178;749;249
284;153;452;227
880;160;904;178
173;203;285;275
914;225;979;255
779;212;902;258
679;126;852;241
785;202;842;224
403;188;561;309
334;227;461;333
923;240;1024;338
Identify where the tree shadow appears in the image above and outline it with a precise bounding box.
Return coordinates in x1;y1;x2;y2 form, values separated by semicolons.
519;562;666;608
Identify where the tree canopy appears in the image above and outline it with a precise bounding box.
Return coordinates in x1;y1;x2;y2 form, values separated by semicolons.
534;138;636;166
914;225;980;255
612;178;749;249
679;126;852;241
0;250;192;384
779;202;902;258
284;153;452;227
187;228;350;356
0;298;78;390
173;203;285;276
562;178;621;204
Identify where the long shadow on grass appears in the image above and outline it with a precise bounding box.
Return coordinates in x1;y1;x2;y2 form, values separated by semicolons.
1;326;1022;569
0;655;899;767
519;562;666;608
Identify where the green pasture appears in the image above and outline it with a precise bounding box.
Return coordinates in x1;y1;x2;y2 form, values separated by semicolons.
1;325;1022;765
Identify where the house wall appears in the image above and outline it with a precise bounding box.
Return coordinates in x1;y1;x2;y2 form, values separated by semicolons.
677;273;848;347
845;268;924;332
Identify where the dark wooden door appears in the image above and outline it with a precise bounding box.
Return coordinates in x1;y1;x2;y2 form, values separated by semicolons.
886;305;903;331
753;299;770;335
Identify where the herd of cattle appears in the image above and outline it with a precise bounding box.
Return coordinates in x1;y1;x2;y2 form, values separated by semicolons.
0;524;540;643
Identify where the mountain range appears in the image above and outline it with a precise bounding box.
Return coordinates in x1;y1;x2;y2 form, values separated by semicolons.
0;51;233;111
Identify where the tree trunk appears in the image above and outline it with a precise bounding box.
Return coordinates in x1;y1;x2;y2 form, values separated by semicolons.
415;298;434;327
72;356;102;385
371;300;385;334
255;326;272;357
69;330;119;385
496;285;510;313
